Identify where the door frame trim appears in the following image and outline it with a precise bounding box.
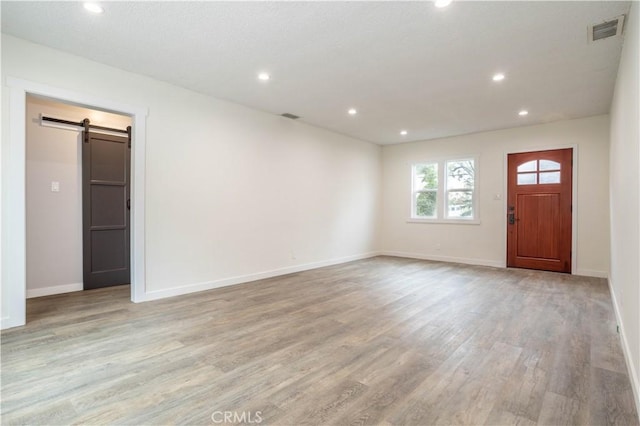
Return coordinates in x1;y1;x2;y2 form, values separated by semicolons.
2;77;148;329
502;144;578;274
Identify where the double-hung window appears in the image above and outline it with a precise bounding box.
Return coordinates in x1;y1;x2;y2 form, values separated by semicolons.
411;158;477;222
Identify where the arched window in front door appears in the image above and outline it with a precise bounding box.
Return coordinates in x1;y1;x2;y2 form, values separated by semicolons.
516;159;561;185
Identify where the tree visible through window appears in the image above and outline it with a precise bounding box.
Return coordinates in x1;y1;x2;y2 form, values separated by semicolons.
411;158;476;221
413;163;438;218
446;159;475;218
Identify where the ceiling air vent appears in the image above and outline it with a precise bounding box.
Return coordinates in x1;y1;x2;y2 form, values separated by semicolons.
589;15;625;43
281;113;300;120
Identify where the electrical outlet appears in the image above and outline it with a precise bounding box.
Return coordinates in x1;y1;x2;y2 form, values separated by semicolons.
51;181;60;192
435;243;441;251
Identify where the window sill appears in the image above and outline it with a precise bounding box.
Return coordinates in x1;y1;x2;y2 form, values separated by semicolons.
406;218;481;225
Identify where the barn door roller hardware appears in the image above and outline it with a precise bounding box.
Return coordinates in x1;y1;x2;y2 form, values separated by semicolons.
41;115;131;146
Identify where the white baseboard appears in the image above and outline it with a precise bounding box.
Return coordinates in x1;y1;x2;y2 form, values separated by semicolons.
380;251;504;268
381;251;608;279
141;252;381;302
608;277;640;418
575;268;608;278
27;283;83;298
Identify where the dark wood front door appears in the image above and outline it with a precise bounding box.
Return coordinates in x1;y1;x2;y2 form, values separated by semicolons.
83;132;130;289
507;148;572;273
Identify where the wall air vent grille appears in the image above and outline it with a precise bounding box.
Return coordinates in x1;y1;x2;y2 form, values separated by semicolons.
589;15;625;42
281;113;300;120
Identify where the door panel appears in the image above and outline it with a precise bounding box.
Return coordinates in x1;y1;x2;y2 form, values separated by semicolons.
91;138;126;181
91;230;128;272
91;185;126;226
516;193;560;259
83;132;130;289
507;148;572;273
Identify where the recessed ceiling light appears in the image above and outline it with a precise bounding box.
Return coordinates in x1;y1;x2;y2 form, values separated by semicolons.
348;108;357;115
518;110;529;116
434;0;452;8
83;3;104;13
257;72;270;81
400;130;408;136
492;73;505;82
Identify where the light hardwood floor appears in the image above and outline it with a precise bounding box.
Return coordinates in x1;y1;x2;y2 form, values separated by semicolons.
1;256;638;425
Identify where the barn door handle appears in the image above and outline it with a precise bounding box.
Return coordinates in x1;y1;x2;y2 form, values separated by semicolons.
127;199;130;210
508;206;515;225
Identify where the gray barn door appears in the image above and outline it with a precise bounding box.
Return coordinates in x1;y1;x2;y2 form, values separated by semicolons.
82;132;130;289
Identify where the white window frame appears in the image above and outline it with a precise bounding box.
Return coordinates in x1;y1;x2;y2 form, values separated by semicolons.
409;156;480;224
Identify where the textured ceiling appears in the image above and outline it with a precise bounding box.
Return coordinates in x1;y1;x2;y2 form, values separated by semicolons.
1;1;631;145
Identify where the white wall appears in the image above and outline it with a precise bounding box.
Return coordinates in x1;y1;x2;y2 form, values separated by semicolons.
1;35;381;319
381;115;610;277
25;96;131;298
609;1;640;410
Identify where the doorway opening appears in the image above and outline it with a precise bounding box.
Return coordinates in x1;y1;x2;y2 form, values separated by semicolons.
506;148;573;273
25;95;132;297
2;77;148;329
